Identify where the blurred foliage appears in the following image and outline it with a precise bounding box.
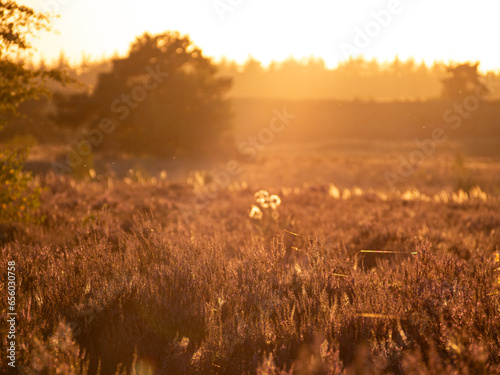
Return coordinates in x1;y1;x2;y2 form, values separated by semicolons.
54;31;233;158
0;145;42;224
454;154;475;192
0;1;67;226
71;152;95;181
0;1;69;126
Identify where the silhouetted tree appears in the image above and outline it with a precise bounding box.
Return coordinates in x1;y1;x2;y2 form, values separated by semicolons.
54;31;233;158
441;62;488;100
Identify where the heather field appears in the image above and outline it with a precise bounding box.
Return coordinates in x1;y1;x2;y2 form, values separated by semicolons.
2;1;500;374
1;142;500;374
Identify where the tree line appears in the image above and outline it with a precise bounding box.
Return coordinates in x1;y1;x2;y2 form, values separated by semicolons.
54;55;500;101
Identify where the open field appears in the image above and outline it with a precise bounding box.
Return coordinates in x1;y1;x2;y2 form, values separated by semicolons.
1;142;500;374
24;138;500;193
2;1;500;374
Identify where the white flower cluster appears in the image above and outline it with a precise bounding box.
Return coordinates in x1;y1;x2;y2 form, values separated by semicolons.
250;190;281;220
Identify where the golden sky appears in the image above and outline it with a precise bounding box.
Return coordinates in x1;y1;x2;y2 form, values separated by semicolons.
18;0;500;71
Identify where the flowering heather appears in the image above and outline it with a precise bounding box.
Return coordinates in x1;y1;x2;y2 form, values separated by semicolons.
1;166;499;374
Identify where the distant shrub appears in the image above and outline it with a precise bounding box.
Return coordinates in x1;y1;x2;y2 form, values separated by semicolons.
454;154;475;192
71;152;95;180
0;146;42;225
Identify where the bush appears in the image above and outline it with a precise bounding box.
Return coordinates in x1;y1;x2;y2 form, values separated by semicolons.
0;145;42;225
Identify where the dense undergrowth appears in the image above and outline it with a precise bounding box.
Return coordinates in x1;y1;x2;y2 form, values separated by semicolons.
1;172;499;374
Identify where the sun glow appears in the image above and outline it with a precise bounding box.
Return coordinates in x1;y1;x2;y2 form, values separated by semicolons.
16;0;500;71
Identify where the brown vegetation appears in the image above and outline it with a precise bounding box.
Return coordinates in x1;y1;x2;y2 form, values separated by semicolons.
1;147;499;374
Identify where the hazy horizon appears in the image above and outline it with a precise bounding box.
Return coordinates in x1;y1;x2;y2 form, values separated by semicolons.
16;0;500;72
